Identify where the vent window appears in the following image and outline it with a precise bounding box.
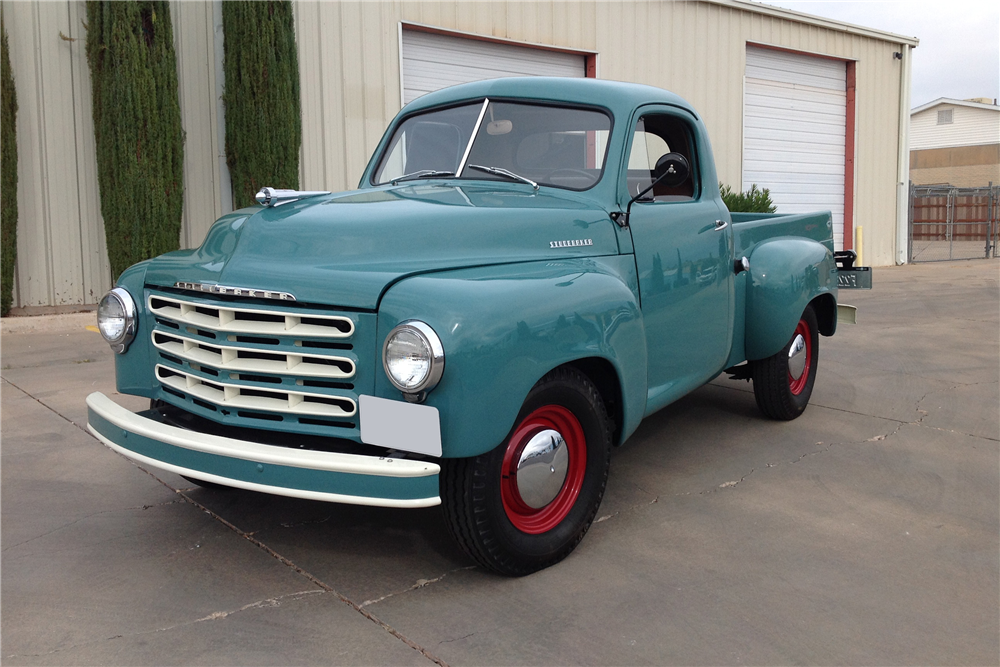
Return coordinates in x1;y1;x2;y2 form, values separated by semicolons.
937;109;953;125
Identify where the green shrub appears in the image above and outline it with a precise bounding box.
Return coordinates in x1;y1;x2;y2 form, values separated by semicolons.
85;1;184;281
1;15;18;316
223;1;301;209
720;183;777;214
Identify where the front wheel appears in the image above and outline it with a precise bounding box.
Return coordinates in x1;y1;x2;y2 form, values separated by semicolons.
751;304;819;420
442;367;612;576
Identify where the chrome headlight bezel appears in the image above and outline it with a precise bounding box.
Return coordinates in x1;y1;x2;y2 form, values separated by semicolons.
382;320;445;396
97;287;137;354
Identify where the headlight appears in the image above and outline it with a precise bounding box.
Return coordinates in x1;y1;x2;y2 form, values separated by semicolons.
97;287;137;354
382;320;444;397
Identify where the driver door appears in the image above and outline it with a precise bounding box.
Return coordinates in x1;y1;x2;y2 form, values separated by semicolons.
625;110;734;414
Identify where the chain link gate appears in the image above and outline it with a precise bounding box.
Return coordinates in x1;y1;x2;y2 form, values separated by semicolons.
909;183;999;262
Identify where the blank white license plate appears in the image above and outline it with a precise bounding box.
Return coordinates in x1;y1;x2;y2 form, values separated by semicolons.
359;395;442;457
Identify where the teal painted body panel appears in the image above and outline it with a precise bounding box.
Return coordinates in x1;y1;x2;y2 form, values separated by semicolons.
113;261;155;397
143;185;618;310
375;256;646;456
98;77;842;507
88;407;438;502
744;238;838;360
631;196;734;416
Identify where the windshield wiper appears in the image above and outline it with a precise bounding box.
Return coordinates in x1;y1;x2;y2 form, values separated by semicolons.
391;169;455;185
467;165;538;190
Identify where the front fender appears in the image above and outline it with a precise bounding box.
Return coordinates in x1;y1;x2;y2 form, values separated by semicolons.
113;260;156;397
745;239;837;360
376;256;647;458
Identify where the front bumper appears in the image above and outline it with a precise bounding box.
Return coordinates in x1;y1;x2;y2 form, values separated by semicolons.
86;392;441;508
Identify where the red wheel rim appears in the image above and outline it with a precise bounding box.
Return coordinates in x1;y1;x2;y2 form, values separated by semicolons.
500;405;587;534
788;319;812;395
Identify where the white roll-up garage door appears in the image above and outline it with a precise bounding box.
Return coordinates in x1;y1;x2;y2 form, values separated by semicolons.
743;46;847;249
401;29;586;106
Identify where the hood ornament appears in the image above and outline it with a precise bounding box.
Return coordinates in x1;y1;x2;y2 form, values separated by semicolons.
255;187;331;208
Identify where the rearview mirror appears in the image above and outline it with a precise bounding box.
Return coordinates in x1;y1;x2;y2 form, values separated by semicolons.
654;152;691;187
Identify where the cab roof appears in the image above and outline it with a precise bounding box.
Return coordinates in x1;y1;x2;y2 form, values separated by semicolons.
403;77;699;120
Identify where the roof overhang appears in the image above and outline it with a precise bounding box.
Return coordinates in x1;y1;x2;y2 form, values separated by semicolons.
911;97;1000;114
705;0;920;47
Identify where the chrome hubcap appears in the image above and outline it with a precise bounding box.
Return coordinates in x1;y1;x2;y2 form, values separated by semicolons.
788;333;807;379
515;429;569;509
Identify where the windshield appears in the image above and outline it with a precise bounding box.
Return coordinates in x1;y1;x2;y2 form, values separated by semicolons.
373;100;612;191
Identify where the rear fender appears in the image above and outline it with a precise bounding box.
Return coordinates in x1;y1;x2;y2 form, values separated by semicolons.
375;257;647;458
745;239;837;360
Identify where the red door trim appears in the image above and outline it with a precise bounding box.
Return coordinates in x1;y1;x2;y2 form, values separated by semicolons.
844;61;856;250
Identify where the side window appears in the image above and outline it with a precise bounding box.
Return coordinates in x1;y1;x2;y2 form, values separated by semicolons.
627;115;696;201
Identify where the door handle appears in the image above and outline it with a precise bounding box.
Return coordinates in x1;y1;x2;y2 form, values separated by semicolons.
715;219;729;231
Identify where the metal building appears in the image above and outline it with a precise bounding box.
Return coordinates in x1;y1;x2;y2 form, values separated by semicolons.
2;0;918;312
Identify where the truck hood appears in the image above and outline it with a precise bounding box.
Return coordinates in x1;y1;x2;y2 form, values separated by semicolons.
144;183;619;310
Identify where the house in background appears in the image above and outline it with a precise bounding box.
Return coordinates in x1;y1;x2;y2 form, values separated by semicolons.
910;98;1000;187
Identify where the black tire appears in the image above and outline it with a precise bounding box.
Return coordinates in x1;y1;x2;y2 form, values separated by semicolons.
441;366;613;576
752;304;819;420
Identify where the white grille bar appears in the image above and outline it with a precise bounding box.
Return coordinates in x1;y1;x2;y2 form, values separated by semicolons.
156;365;357;418
152;331;355;379
148;294;354;339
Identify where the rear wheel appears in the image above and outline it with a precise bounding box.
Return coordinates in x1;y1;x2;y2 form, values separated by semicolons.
442;367;612;576
752;305;819;420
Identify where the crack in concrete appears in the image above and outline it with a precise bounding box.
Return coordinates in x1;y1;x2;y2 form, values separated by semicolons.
279;514;332;528
595;495;659;523
438;632;476;645
360;566;477;608
715;380;998;442
1;376;94;438
168;491;449;667
5;590;325;659
713;469;755;491
1;500;184;552
3;378;449;667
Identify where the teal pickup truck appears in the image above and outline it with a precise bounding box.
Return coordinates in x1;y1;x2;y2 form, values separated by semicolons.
88;77;867;575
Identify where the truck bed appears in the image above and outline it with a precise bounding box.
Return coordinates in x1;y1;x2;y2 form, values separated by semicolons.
731;211;835;258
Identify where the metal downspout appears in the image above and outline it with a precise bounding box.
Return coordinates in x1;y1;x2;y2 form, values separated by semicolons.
895;45;913;265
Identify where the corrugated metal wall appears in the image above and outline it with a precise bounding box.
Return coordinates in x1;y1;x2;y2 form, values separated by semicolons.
911;105;1000;150
4;0;915;311
3;1;105;310
2;0;228;311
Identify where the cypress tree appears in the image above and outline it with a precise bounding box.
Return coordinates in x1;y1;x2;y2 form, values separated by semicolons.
85;1;184;281
223;1;301;209
1;15;18;316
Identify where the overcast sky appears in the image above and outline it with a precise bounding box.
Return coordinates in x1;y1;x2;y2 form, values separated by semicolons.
756;1;1000;108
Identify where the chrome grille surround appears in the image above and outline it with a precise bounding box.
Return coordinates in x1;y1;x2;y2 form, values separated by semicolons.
146;289;370;436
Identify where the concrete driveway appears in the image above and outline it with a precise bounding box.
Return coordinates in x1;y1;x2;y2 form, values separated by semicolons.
2;260;997;666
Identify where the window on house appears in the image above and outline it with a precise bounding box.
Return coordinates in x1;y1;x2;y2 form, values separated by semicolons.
937;109;954;124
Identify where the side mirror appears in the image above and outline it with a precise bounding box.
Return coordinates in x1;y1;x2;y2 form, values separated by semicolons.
613;151;694;229
653;152;691;188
